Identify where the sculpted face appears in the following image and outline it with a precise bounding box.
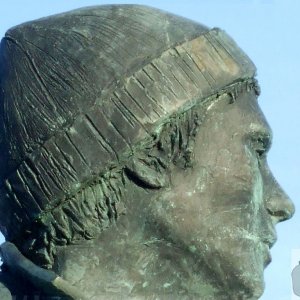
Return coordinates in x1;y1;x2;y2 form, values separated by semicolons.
150;89;295;298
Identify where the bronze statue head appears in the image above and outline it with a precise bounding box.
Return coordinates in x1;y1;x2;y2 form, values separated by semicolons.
0;5;294;299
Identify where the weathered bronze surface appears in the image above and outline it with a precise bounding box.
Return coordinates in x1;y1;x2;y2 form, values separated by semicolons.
0;5;295;300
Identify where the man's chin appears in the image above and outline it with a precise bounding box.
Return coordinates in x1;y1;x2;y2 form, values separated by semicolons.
227;255;266;299
238;272;265;299
201;242;266;299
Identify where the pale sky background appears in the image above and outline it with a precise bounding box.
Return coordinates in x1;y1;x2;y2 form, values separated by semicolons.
0;1;299;299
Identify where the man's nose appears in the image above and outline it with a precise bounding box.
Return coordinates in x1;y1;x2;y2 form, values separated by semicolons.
264;170;295;223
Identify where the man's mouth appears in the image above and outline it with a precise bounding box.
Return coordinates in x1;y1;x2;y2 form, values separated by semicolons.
262;242;272;267
262;229;277;249
261;232;277;267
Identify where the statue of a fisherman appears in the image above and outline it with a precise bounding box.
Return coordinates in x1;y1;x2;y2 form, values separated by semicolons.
0;5;294;299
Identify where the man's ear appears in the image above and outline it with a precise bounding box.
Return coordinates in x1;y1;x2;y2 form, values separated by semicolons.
125;157;168;189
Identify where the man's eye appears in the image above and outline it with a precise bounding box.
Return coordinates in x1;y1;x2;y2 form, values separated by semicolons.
255;145;266;158
251;135;272;159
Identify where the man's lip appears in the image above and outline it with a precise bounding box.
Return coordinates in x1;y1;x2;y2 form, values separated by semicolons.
262;243;272;266
263;234;277;249
261;228;277;249
261;233;277;266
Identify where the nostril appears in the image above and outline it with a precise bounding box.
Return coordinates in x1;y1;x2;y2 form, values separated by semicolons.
266;198;295;222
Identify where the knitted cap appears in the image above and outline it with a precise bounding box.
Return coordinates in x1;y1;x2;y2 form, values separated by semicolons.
0;5;256;241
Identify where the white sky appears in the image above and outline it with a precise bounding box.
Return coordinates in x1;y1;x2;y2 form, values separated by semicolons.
0;1;299;299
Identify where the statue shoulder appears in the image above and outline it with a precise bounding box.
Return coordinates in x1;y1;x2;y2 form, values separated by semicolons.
0;267;39;299
0;275;12;300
